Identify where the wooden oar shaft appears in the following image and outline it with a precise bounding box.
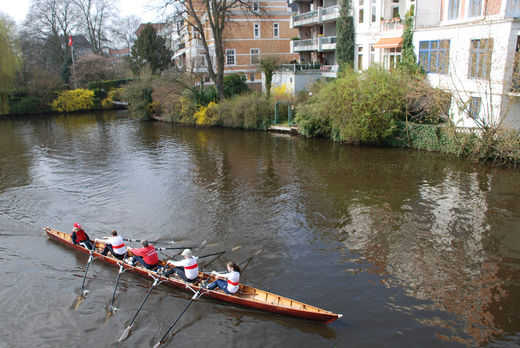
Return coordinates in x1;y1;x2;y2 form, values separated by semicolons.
129;282;156;327
155;246;198;251
153;276;213;347
80;252;94;293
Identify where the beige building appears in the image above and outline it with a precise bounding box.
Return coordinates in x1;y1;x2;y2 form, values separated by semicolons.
172;1;299;89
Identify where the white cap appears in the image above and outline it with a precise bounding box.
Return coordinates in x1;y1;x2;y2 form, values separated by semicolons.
181;249;193;258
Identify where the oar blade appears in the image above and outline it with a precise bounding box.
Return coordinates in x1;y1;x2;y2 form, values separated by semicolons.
117;325;132;342
231;245;242;251
74;295;85;310
152;341;162;348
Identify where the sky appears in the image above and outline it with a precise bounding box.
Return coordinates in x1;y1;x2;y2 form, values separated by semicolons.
0;0;166;25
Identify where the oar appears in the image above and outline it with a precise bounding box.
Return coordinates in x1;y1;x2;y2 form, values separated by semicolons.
239;249;262;274
152;275;214;348
74;249;98;309
108;256;129;314
124;238;177;244
117;273;164;342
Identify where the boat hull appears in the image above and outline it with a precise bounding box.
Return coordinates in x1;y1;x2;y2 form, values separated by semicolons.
45;227;341;324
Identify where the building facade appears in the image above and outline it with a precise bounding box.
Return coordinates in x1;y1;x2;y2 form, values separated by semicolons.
171;1;299;89
414;0;520;129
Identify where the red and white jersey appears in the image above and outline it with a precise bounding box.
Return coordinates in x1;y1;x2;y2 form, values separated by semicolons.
108;235;126;255
170;256;198;280
221;271;240;294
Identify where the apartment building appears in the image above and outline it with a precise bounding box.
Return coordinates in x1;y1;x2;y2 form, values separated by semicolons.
171;1;299;89
414;0;520;129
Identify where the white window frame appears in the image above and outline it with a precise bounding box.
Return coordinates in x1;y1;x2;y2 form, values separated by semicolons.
250;48;260;64
254;23;260;39
273;23;279;39
467;0;483;17
226;49;236;66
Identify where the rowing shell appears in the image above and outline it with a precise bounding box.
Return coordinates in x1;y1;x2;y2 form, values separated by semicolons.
45;227;342;324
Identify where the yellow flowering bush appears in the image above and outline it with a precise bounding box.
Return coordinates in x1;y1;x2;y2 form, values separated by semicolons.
51;89;95;112
194;101;219;127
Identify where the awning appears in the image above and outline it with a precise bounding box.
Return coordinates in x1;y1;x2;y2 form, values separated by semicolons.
373;37;402;48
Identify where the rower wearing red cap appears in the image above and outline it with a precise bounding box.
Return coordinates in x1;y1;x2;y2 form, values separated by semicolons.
71;223;94;251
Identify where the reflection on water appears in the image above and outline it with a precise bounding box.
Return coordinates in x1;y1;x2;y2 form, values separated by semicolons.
0;111;519;347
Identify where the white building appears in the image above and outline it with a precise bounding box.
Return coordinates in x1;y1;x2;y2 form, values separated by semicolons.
414;0;520;129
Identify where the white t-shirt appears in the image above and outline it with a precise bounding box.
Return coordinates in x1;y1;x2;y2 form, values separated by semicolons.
107;235;126;255
169;256;199;280
220;271;240;294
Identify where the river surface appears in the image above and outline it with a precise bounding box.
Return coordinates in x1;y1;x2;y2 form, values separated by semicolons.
1;110;519;347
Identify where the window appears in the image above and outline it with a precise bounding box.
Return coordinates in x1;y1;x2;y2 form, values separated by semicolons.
359;9;364;23
273;23;279;38
512;37;520;92
250;48;260;64
385;47;401;70
254;23;260;39
370;45;375;65
226;49;236;66
250;73;255;82
371;5;376;22
418;40;450;74
468;97;481;119
357;46;363;70
359;0;364;5
252;0;259;12
468;0;483;17
469;38;493;79
392;6;399;18
448;0;460;19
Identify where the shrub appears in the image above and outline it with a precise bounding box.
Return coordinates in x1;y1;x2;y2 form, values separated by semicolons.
217;92;272;129
296;66;403;144
121;69;153;120
51;89;95;112
87;78;134;91
223;73;249;99
185;86;218;107
194;101;219;127
9;96;43;114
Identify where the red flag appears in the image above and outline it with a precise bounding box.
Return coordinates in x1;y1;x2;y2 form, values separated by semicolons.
68;35;73;47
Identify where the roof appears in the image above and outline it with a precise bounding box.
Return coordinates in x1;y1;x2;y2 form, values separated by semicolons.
373;37;402;48
135;23;167;36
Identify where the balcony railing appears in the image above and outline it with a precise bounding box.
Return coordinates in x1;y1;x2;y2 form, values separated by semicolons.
292;36;337;52
292;5;340;27
381;19;404;32
279;63;322;72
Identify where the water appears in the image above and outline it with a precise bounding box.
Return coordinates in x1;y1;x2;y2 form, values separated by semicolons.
1;110;519;347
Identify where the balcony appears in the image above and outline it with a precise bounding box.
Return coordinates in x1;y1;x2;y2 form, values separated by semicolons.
279;63;321;73
320;65;339;78
292;36;337;52
380;19;404;32
291;5;340;28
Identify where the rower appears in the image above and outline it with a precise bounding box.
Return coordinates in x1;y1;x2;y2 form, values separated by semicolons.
207;261;240;294
96;230;126;260
71;223;94;251
126;240;158;270
164;249;199;282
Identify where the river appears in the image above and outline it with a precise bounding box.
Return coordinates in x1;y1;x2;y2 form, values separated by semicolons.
1;110;519;347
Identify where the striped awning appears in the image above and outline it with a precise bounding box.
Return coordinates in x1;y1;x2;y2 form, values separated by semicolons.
374;37;402;48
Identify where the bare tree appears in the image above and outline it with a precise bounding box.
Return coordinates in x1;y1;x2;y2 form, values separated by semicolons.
163;0;258;99
73;0;115;54
23;0;77;72
110;15;141;49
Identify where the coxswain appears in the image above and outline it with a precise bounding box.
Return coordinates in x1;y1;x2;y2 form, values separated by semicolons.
71;223;94;251
207;261;240;294
127;240;158;270
96;230;126;260
164;249;199;282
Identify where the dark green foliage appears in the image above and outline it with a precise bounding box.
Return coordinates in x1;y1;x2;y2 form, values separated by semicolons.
335;0;355;68
399;9;422;75
87;78;134;91
61;56;72;85
223;73;249;99
185;86;219;106
9;96;43;114
130;23;172;74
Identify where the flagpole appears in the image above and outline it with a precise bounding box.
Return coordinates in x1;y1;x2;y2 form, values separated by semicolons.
70;36;77;89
